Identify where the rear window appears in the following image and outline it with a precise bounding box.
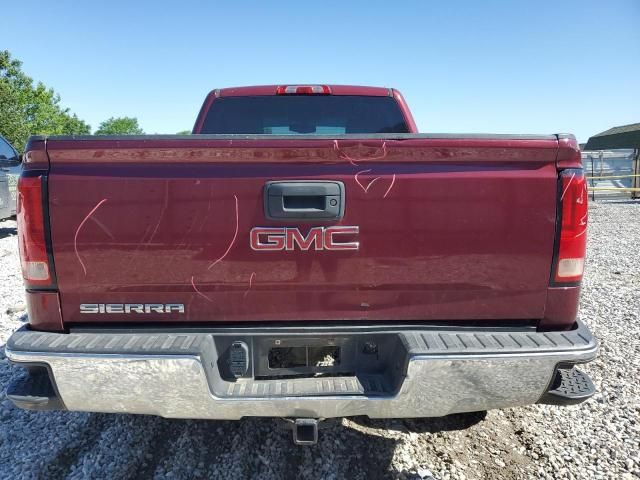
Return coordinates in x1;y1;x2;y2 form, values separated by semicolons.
199;96;409;134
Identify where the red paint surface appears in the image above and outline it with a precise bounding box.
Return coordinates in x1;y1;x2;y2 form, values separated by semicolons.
390;88;418;134
44;136;564;326
21;138;49;170
540;286;581;330
26;291;64;331
556;136;582;169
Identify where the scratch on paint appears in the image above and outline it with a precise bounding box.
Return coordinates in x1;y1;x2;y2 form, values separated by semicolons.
139;224;152;243
574;211;589;238
191;276;214;303
364;176;383;192
197;185;215;233
355;169;395;196
334;140;387;166
383;174;397;198
243;272;256;299
130;224;153;262
177;215;199;248
89;216;115;240
146;181;170;246
207;195;239;270
560;172;576;201
185;296;195;321
354;169;372;192
74;199;108;276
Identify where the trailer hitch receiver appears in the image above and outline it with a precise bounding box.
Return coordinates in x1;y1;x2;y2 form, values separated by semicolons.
292;418;319;445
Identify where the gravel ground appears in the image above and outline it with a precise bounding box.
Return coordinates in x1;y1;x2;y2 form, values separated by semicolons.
0;201;638;479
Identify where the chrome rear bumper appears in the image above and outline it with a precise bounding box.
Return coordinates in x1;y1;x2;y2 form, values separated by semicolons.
6;321;598;419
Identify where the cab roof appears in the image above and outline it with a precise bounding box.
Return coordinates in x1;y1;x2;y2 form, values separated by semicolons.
217;85;392;97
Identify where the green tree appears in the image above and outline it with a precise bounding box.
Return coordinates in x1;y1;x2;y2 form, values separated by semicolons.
0;50;90;152
95;117;144;135
177;130;191;135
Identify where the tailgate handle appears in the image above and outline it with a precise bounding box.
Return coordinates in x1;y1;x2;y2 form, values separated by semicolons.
264;181;345;220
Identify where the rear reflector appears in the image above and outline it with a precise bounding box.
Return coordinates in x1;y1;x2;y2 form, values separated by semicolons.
17;175;54;288
276;85;331;95
24;261;50;281
553;169;588;284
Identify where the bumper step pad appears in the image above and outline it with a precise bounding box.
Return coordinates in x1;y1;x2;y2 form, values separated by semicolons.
539;367;596;406
6;368;64;411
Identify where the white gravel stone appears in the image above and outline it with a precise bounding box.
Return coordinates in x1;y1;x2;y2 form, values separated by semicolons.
0;201;639;479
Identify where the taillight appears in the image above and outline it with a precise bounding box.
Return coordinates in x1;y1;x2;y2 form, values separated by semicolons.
276;85;331;95
17;174;55;288
553;169;588;284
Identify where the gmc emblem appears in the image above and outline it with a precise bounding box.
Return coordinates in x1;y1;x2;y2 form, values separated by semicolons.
250;226;359;251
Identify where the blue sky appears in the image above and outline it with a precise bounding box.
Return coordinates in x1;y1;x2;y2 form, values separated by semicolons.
4;0;639;142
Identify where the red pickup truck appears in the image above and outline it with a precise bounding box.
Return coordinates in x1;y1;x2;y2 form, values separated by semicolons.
7;85;597;445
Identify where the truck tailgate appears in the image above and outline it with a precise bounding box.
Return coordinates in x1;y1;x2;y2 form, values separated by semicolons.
45;135;559;325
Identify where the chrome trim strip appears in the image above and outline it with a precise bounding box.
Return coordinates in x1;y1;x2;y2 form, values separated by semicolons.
411;344;598;361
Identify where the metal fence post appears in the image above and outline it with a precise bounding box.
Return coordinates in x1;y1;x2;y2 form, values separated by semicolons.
631;148;640;199
590;154;595;201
